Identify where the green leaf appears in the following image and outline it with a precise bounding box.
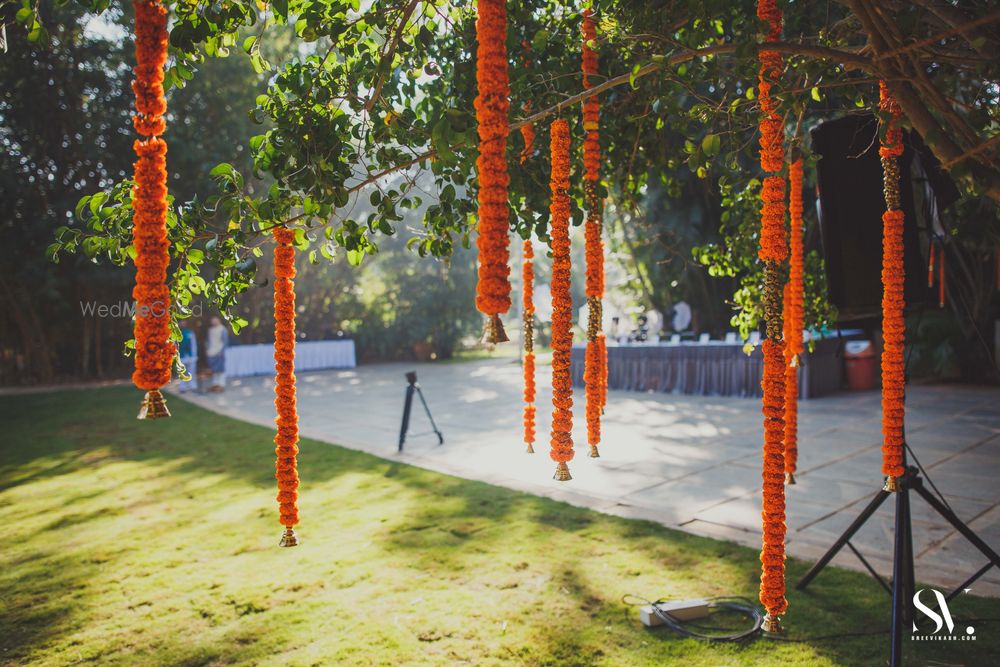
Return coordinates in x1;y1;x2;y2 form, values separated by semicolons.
531;29;550;52
75;196;91;220
45;243;61;263
701;134;721;157
209;163;236;179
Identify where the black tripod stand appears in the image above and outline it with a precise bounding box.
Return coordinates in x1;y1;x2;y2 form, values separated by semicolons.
398;371;444;452
797;443;1000;666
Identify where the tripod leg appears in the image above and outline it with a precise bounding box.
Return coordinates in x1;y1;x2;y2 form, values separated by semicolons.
398;384;415;452
898;484;916;627
415;386;444;445
890;489;906;667
913;481;1000;571
797;489;891;590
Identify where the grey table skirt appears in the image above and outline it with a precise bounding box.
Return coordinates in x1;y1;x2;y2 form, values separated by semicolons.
570;338;843;399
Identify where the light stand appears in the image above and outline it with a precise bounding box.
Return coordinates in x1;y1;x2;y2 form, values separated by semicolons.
398;371;444;452
796;442;1000;665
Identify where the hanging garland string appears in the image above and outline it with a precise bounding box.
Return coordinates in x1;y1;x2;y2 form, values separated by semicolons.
523;239;536;453
549;119;574;481
879;81;906;487
474;0;512;343
938;247;946;308
756;0;788;634
927;242;936;288
519;40;536;164
582;7;605;459
598;334;608;411
273;227;301;547
132;0;174;420
782;158;805;484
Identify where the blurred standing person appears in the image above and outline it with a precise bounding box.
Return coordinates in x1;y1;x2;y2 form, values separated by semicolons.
178;323;198;393
206;316;228;392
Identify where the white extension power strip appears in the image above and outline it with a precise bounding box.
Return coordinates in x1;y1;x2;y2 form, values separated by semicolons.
639;598;711;627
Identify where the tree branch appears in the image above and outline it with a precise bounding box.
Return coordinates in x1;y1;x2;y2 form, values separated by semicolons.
364;0;422;113
873;8;1000;61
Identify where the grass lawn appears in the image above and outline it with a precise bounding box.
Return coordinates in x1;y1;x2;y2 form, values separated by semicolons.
2;388;998;666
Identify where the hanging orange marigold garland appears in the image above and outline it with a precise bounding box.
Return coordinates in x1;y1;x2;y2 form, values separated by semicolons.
756;0;788;633
132;0;174;420
549;119;574;481
879;81;906;484
523;239;537;453
474;0;512;343
582;7;606;458
519;41;536;453
273;227;301;547
782;159;804;484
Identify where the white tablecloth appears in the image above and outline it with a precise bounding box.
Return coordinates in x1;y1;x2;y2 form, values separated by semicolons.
225;340;356;377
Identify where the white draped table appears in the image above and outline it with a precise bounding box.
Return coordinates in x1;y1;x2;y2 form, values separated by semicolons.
225;339;356;378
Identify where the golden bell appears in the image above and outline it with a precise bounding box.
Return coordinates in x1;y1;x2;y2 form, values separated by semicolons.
589;445;600;458
525;443;535;454
761;613;782;634
883;475;900;493
137;390;171;420
785;471;796;485
482;314;509;344
553;462;572;481
278;526;299;547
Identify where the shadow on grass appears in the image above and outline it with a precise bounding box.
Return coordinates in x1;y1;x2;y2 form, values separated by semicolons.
1;387;998;666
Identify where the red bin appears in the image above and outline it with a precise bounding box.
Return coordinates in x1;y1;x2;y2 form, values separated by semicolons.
844;340;877;391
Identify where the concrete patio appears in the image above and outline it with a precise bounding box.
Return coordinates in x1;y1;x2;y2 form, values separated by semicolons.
173;357;1000;596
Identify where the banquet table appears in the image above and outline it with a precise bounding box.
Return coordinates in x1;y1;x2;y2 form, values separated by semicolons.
225;339;357;378
570;336;844;399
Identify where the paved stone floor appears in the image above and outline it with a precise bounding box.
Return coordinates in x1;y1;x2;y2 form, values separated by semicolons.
173;357;1000;596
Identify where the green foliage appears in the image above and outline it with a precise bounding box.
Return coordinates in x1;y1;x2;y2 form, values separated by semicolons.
15;0;1000;359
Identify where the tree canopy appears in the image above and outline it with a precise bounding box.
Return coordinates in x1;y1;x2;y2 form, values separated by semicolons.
9;0;1000;358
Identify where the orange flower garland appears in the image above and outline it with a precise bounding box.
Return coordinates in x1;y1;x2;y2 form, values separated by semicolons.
132;0;174;420
582;8;605;458
474;0;512;343
523;239;536;452
756;0;788;632
782;159;805;483
879;81;906;482
273;227;301;547
549;119;574;481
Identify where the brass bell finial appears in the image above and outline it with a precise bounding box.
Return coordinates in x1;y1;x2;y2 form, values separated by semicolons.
553;462;572;481
482;314;509;344
278;526;299;547
762;613;783;634
137;389;171;420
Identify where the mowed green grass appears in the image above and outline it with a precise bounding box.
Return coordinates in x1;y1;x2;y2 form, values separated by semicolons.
1;387;997;666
